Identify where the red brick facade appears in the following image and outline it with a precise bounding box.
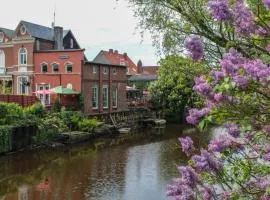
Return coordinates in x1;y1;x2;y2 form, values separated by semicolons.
82;62;128;115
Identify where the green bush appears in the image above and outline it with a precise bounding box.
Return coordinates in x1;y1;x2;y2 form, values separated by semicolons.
0;126;12;153
52;98;61;112
24;103;45;118
78;118;100;133
0;103;24;125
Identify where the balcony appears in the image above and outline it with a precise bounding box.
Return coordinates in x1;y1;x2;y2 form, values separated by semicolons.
18;65;27;72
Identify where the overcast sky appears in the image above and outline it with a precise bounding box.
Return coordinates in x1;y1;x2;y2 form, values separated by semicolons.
0;0;160;65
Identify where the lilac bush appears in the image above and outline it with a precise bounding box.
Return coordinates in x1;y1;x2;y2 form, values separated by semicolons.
168;0;270;199
184;36;204;61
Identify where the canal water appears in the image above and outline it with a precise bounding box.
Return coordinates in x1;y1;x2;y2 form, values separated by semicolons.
0;124;211;200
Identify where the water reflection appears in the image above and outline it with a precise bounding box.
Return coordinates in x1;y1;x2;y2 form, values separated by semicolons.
0;124;210;200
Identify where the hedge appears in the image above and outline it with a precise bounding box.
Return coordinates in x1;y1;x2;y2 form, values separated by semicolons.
0;126;12;153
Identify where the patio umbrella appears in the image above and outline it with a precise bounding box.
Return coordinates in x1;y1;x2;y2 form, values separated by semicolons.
33;90;55;95
50;86;79;94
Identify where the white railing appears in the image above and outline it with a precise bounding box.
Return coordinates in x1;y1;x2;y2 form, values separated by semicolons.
18;65;27;72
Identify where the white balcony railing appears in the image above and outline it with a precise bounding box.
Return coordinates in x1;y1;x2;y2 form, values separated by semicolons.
18;65;27;72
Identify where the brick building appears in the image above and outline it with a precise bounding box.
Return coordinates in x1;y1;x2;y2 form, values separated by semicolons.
0;20;84;107
82;61;128;115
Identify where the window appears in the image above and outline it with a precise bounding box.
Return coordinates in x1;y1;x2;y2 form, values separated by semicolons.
92;86;98;109
70;38;74;48
93;65;97;74
19;48;27;65
37;84;50;105
0;32;4;42
112;88;118;108
102;85;108;109
52;63;59;73
103;66;108;74
41;63;48;73
17;76;29;95
112;67;117;75
65;63;73;73
20;25;26;35
0;50;5;74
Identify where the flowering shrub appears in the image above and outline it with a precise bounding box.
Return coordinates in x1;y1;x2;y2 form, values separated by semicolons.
168;0;270;199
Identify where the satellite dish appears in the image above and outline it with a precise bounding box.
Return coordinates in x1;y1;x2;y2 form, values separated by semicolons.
67;83;73;89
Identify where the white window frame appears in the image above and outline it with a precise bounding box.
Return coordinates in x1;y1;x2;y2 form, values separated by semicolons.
17;76;29;95
70;38;74;48
112;87;118;108
36;84;51;105
0;50;5;74
92;86;98;109
65;62;73;73
92;65;98;74
18;48;27;66
103;66;108;74
40;62;48;73
51;62;59;73
102;85;109;109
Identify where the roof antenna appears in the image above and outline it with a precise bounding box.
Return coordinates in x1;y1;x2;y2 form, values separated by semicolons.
52;0;56;28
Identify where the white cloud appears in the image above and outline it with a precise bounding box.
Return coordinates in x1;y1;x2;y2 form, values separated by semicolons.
0;0;160;65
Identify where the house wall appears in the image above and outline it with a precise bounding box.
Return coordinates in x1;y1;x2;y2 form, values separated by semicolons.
82;63;128;115
33;50;84;93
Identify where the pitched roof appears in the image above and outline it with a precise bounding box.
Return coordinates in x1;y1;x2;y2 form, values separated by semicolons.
19;21;70;41
20;21;54;41
143;65;159;68
129;74;157;81
93;50;137;74
0;27;14;38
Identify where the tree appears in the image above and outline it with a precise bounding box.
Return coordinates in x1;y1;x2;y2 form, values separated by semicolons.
125;0;270;63
149;56;210;121
165;1;270;199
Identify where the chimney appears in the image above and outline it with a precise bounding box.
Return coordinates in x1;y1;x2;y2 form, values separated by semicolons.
123;52;127;58
114;50;118;54
54;26;63;50
109;49;113;54
137;60;143;74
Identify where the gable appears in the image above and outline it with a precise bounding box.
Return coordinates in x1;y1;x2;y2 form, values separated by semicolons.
63;31;80;49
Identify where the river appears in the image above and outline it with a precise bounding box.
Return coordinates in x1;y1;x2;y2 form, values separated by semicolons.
0;124;211;200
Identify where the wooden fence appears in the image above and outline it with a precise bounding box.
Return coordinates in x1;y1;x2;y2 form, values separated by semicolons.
0;95;39;107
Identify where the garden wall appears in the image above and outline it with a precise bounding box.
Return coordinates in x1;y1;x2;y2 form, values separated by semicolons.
0;95;39;107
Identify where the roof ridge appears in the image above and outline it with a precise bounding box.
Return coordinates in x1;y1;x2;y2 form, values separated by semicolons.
20;20;52;30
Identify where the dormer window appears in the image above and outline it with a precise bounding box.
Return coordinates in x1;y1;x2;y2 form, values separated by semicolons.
112;67;117;75
52;63;59;73
19;48;27;65
65;63;73;73
93;65;98;73
20;25;26;35
41;63;48;73
70;38;74;48
0;32;4;43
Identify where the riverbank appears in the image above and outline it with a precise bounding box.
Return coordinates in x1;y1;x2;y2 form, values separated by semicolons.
0;124;210;200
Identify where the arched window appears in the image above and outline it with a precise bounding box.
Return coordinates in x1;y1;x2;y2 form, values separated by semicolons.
70;38;74;48
18;48;27;65
0;50;5;74
41;63;48;73
52;63;59;73
65;62;73;73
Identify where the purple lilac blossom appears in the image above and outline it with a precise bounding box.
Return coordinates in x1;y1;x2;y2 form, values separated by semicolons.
186;108;210;125
266;44;270;52
263;125;270;135
213;92;226;102
220;48;245;75
193;76;212;96
179;137;195;156
263;0;270;9
198;185;214;200
233;2;256;36
211;70;224;82
208;135;232;152
224;123;240;137
207;0;232;21
178;166;199;186
232;75;249;89
192;150;222;172
256;26;269;36
184;36;204;61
